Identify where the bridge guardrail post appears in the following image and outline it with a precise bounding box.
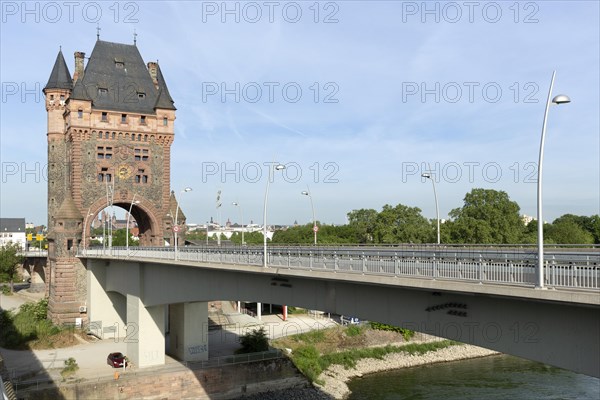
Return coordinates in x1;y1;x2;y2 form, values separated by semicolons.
309;251;313;269
478;254;483;283
433;253;437;279
362;252;366;273
334;252;338;271
394;254;398;276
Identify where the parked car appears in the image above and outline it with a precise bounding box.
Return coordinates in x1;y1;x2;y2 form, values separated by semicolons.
107;352;127;368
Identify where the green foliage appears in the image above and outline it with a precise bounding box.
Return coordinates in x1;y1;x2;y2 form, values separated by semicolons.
1;285;11;295
236;327;269;354
0;242;24;290
289;339;458;383
345;324;363;337
19;298;49;321
111;228;138;247
374;204;432;244
0;299;60;349
347;208;378;243
61;357;79;378
369;322;415;341
294;329;326;343
448;189;524;244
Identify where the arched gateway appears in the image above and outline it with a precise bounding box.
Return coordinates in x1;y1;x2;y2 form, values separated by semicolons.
44;38;182;324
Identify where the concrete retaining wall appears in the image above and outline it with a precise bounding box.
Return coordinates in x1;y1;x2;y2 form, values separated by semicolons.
17;358;308;400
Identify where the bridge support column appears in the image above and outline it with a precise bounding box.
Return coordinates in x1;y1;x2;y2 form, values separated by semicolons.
127;294;165;368
87;263;125;338
168;301;209;362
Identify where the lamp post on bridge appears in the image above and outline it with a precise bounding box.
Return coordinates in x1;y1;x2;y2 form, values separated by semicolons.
126;194;140;252
174;187;192;261
301;187;317;246
421;172;440;245
232;201;245;245
263;163;286;268
536;71;570;289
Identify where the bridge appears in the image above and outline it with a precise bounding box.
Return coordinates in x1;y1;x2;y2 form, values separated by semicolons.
77;245;600;378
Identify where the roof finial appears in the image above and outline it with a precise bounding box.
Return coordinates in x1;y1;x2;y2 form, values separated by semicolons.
59;45;62;51
96;23;101;41
134;28;137;45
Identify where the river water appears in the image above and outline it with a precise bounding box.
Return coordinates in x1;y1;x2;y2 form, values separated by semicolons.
347;355;600;399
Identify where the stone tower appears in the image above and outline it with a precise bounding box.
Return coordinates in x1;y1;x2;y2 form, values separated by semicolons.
43;40;178;324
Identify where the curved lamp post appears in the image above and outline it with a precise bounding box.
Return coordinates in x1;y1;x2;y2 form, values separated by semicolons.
126;195;140;252
175;187;192;260
263;164;285;268
232;202;245;245
421;173;440;245
82;207;94;252
301;187;317;245
537;71;570;289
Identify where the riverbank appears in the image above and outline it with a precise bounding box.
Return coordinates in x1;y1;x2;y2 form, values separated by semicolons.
260;327;499;400
317;342;498;399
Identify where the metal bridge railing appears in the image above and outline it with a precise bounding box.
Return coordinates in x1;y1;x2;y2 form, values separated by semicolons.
79;245;600;291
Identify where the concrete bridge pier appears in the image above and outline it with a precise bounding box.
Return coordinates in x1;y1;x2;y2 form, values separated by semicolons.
168;302;209;362
87;263;126;337
127;293;166;368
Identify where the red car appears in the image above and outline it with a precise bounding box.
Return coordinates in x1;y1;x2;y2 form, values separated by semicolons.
107;352;127;368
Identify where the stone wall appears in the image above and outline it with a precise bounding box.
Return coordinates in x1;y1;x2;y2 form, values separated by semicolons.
17;358;308;400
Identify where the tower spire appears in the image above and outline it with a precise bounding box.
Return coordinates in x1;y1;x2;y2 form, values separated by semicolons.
134;28;137;45
96;23;101;40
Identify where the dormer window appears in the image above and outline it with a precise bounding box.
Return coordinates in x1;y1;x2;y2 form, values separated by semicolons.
98;87;108;97
101;112;108;122
115;62;124;69
137;92;146;99
140;115;146;125
121;114;127;123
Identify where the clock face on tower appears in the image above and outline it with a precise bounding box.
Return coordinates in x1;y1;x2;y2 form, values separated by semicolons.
118;164;132;180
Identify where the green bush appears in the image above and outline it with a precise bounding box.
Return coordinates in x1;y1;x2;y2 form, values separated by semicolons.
294;329;326;344
0;299;61;349
61;357;79;379
345;324;363;337
236;327;269;354
369;321;415;341
291;345;323;383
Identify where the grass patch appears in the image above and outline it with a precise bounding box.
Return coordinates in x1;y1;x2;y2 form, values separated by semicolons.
0;298;82;350
273;324;459;384
369;321;415;341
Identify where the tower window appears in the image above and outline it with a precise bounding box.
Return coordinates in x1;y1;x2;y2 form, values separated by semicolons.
140;115;146;125
78;109;83;119
137;92;146;99
101;112;108;122
134;148;149;161
98;88;108;96
121;114;127;123
115;61;124;69
163;117;168;126
97;146;113;159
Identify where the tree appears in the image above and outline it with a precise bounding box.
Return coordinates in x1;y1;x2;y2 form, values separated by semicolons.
111;229;138;247
374;204;431;244
0;243;25;292
448;189;524;244
546;220;594;244
347;209;378;243
236;327;269;354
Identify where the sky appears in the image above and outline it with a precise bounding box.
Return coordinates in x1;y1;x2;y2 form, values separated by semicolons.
1;0;599;227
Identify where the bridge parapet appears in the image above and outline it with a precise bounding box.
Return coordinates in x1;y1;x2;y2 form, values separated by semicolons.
80;245;600;291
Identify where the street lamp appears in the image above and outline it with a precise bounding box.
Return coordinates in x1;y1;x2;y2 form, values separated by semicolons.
263;163;286;268
301;187;317;245
232;202;245;245
174;187;192;260
82;207;94;252
537;71;570;289
421;173;440;245
126;195;140;252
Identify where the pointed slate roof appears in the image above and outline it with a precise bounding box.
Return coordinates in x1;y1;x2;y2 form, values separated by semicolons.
70;79;91;101
154;64;176;110
169;191;186;222
44;50;73;92
55;193;83;220
80;40;173;114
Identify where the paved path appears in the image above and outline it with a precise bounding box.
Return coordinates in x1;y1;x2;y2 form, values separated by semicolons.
1;301;337;384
